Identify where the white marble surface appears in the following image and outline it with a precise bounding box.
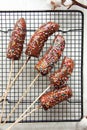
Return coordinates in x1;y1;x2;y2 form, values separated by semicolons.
0;0;87;130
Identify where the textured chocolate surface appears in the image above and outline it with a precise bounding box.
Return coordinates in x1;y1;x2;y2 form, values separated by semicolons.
35;35;65;75
25;22;59;57
50;57;74;87
40;86;72;110
7;18;26;60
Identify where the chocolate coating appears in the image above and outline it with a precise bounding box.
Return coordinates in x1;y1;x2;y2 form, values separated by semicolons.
35;35;65;75
25;22;59;57
7;18;26;60
50;57;74;87
39;86;72;110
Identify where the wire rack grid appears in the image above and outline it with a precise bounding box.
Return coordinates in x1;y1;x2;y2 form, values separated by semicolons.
0;11;83;123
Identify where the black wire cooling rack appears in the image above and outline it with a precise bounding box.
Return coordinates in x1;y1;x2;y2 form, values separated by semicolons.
0;11;83;123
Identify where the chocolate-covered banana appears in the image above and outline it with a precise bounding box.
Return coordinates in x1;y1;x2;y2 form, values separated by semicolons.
40;86;72;110
50;57;74;87
35;35;65;75
7;18;26;60
25;22;59;58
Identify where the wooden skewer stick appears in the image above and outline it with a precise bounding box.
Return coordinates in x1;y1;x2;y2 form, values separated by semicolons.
7;60;14;85
18;105;42;122
6;85;50;130
0;57;30;103
0;57;30;124
6;105;41;130
2;61;56;125
3;73;40;124
3;62;54;124
16;85;50;122
0;60;14;123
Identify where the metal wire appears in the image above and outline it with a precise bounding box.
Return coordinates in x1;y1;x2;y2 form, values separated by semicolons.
0;11;83;122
